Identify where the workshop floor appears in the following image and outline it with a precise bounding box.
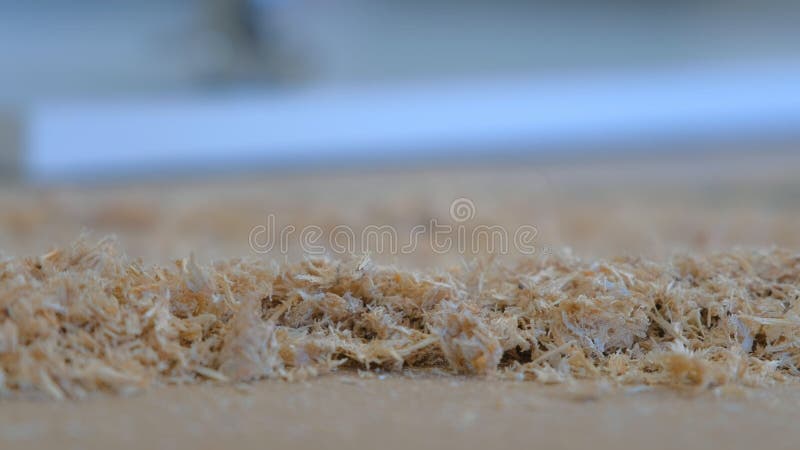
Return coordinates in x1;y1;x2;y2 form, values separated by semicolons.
2;149;799;449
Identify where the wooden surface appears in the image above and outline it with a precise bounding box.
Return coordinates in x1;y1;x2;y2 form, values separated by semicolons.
2;149;800;449
2;374;798;450
3;150;800;263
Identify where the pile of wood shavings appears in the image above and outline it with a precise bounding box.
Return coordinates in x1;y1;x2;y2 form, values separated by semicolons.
1;237;799;399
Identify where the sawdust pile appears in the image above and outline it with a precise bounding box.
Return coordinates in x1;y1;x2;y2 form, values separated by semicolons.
1;237;799;399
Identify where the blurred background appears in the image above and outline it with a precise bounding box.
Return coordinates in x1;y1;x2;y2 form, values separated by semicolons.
0;0;799;263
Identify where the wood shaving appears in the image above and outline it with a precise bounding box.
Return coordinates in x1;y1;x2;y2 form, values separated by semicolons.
1;237;800;399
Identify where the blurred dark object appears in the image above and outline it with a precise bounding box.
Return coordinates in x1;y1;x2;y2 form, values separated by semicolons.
0;111;20;181
2;0;800;99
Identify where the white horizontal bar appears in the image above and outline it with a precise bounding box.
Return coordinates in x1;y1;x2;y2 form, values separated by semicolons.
24;63;800;181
